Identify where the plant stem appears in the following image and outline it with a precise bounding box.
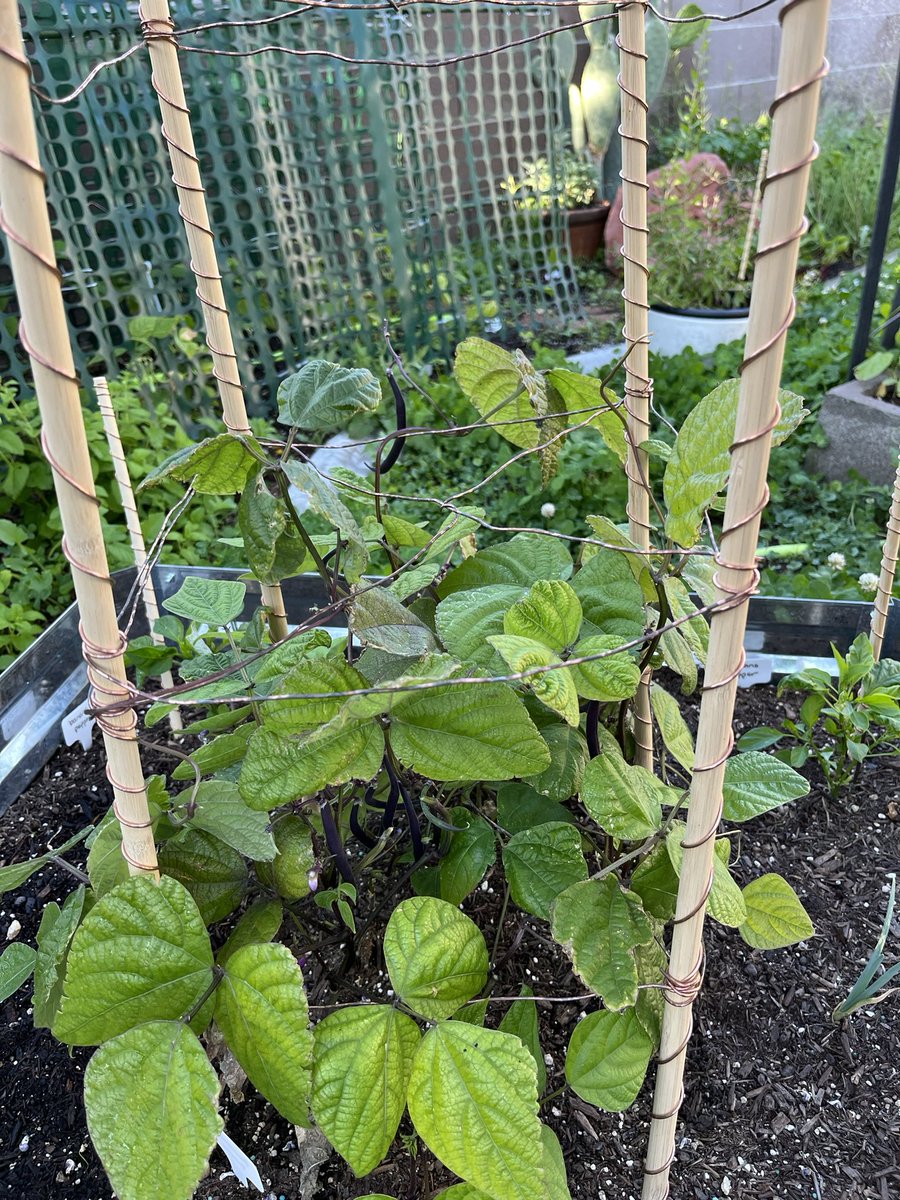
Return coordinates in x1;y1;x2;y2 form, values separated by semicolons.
182;965;224;1023
276;468;339;590
491;883;511;968
50;856;90;885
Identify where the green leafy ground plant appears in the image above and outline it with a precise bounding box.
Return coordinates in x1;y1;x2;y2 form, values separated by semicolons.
1;343;817;1200
739;633;900;797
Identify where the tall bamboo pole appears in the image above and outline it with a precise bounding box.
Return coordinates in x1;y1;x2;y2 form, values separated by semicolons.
95;377;183;732
617;2;654;770
0;1;158;877
870;459;900;662
641;2;830;1194
137;0;288;641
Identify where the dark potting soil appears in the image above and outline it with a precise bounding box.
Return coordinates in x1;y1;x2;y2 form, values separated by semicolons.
1;684;898;1200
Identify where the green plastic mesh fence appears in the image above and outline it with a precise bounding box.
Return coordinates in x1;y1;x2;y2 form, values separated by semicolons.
0;1;582;413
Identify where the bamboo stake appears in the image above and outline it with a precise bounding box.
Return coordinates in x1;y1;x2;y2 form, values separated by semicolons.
95;377;183;732
738;147;768;283
641;3;830;1195
138;0;289;642
870;458;900;661
617;1;654;770
0;1;158;877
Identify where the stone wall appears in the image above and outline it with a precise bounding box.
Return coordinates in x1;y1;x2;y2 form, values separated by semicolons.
664;0;900;120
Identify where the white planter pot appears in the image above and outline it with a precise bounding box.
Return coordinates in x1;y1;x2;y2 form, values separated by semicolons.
649;305;749;357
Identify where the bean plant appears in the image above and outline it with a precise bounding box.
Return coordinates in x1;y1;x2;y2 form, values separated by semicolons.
0;342;817;1200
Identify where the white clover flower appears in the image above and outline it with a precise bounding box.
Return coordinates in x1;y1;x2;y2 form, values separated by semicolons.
540;502;557;520
827;552;846;571
858;572;880;593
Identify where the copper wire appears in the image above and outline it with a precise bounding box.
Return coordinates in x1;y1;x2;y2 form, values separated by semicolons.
139;11;249;436
645;11;830;1178
0;32;155;871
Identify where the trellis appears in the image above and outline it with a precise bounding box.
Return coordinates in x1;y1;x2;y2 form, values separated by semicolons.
0;0;579;413
4;1;885;1197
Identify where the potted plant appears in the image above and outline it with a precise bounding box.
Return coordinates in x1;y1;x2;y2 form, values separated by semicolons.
645;155;755;356
502;149;610;260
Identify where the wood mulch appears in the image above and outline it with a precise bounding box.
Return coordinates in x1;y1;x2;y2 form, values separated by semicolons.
1;682;898;1200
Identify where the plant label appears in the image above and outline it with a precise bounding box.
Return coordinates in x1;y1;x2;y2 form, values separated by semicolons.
62;705;95;751
738;654;773;688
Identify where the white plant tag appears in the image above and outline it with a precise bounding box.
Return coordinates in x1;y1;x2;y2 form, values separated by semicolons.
216;1131;264;1192
738;653;773;688
61;705;94;750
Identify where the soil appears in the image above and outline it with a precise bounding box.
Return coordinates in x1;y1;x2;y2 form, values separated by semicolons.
1;683;898;1200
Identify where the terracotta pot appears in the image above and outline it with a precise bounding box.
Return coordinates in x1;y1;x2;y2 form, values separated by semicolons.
566;204;610;261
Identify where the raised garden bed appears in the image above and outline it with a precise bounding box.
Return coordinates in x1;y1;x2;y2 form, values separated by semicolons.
1;681;898;1200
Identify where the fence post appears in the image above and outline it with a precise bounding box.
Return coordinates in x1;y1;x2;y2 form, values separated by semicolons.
617;1;654;770
138;0;289;640
0;0;158;877
641;2;831;1194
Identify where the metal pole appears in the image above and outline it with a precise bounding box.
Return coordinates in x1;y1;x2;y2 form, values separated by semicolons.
849;45;900;375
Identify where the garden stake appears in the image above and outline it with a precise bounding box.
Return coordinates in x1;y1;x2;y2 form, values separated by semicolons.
738;147;768;283
641;2;830;1194
0;0;158;877
870;457;900;662
138;0;289;641
617;0;654;770
94;376;183;731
